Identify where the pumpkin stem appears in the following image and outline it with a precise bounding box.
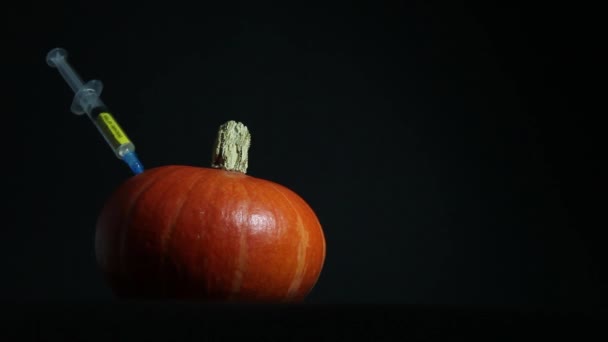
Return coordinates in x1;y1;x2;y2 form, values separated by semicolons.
211;120;251;173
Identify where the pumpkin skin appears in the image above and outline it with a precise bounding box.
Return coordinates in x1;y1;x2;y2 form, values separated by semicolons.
95;165;326;302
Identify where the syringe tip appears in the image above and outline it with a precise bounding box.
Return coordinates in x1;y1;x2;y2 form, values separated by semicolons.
123;151;145;175
130;162;144;175
46;47;68;68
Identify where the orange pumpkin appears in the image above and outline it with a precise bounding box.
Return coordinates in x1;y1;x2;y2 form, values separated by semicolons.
95;121;326;302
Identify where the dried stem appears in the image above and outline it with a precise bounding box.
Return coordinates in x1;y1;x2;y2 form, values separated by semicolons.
211;121;251;173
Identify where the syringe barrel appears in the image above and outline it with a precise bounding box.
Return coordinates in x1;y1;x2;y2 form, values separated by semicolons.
89;106;137;159
89;107;144;174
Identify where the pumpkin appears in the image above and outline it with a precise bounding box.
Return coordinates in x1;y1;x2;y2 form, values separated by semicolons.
95;121;326;302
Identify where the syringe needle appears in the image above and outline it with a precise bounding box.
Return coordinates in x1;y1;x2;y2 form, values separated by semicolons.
47;47;145;175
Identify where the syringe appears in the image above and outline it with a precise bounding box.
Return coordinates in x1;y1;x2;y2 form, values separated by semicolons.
46;47;144;175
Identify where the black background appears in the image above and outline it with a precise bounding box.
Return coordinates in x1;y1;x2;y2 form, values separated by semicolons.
3;0;605;314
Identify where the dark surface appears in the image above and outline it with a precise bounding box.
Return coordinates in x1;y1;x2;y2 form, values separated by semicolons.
3;0;605;315
1;302;605;340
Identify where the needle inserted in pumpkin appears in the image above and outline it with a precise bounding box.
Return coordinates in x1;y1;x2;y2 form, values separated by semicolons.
46;47;144;175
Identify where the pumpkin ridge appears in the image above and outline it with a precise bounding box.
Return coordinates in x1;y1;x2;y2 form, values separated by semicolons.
159;170;209;295
264;181;310;301
228;180;255;298
118;167;183;291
